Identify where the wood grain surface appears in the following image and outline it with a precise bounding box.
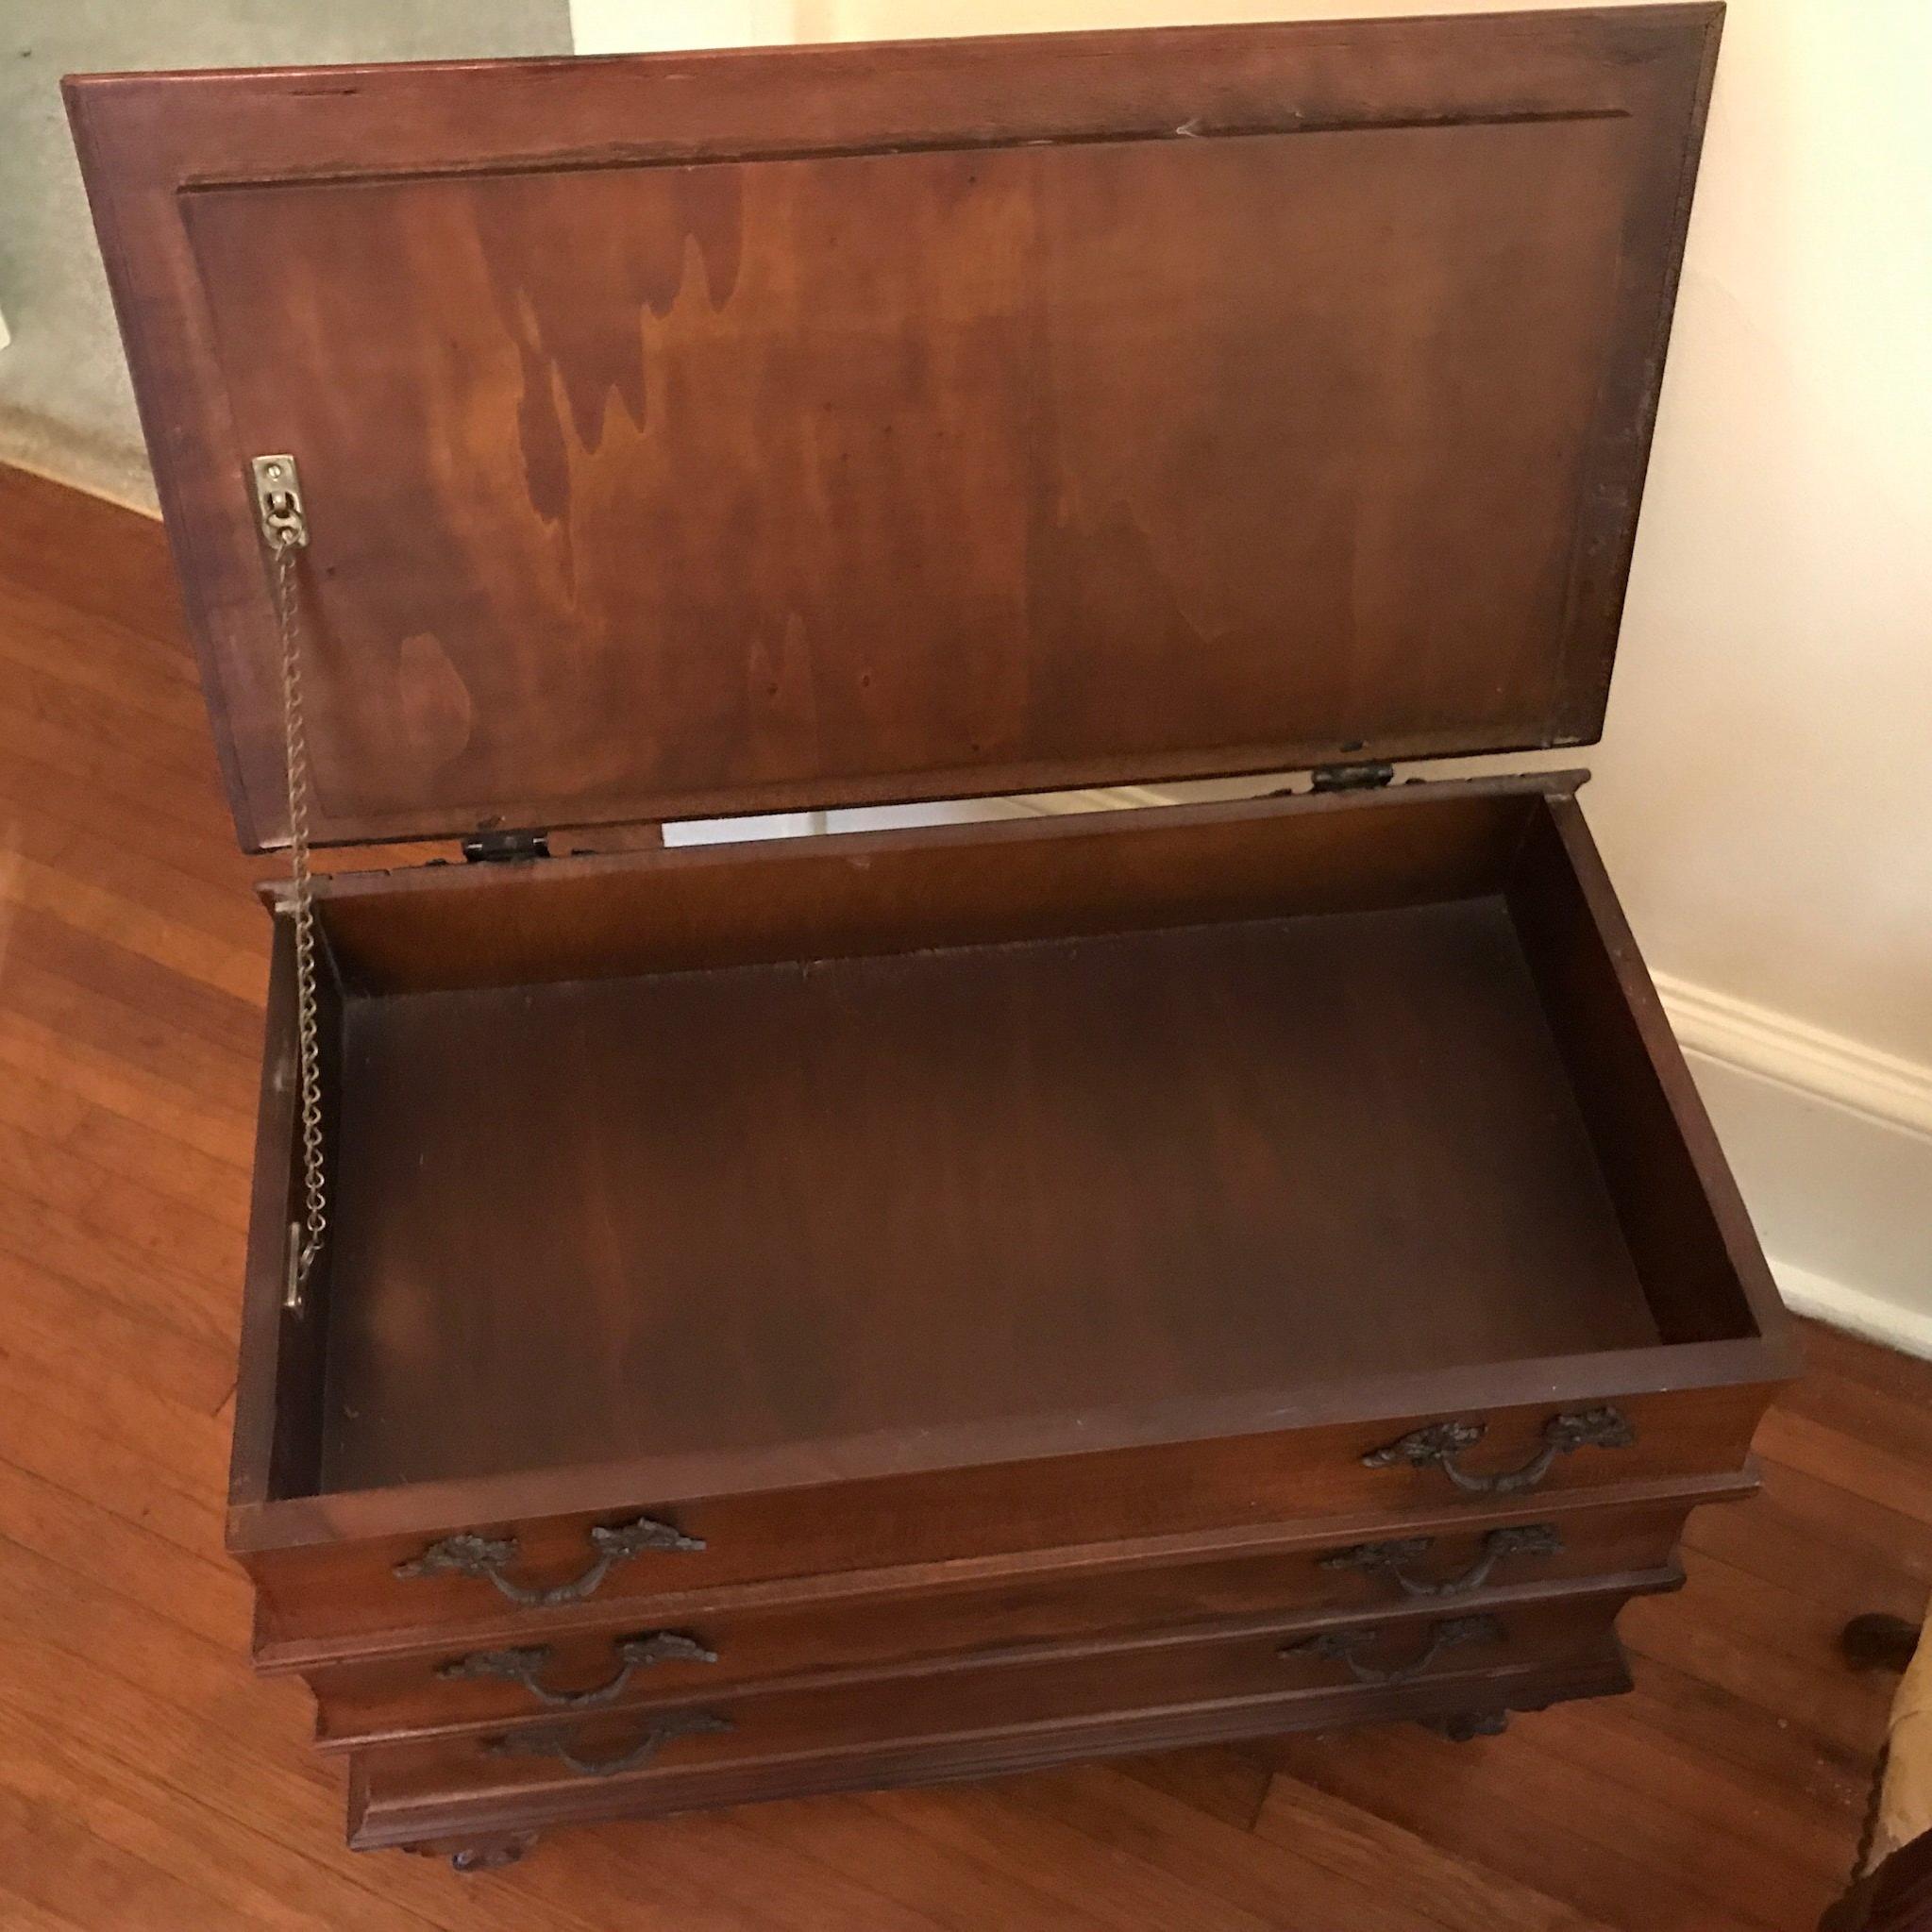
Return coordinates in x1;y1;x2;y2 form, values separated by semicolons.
323;895;1655;1491
0;458;1919;1927
66;7;1720;848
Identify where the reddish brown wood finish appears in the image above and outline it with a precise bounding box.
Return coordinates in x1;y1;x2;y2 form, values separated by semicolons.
205;772;1792;1704
346;1592;1639;1850
67;7;1721;850
1;453;1901;1926
326;897;1657;1491
308;1500;1695;1751
56;7;1794;1870
305;775;1568;994
209;763;1791;1843
238;1366;1771;1644
257;1465;1757;1675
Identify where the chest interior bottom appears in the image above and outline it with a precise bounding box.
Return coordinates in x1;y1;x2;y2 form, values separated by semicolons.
257;783;1759;1503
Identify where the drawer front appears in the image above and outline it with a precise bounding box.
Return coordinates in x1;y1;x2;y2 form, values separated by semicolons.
309;1496;1692;1748
245;1379;1770;1649
347;1592;1632;1848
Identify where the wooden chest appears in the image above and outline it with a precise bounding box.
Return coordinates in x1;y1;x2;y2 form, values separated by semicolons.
67;4;1795;1870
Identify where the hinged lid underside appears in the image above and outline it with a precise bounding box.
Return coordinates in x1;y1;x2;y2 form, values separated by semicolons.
67;8;1720;850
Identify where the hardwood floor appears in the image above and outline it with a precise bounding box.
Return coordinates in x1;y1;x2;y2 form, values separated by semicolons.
0;460;1924;1930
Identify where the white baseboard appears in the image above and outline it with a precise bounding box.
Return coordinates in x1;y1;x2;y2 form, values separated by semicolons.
1767;1256;1932;1360
1655;973;1932;1139
1656;979;1932;1361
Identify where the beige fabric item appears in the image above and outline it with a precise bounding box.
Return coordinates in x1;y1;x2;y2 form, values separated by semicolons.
1873;1615;1932;1869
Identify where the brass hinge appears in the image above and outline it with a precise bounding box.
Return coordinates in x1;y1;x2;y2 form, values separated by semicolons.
462;829;552;863
1310;761;1396;793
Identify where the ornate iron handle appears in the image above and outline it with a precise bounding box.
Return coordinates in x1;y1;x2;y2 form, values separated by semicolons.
395;1515;704;1606
440;1631;718;1709
1283;1613;1502;1686
1362;1407;1634;1496
486;1707;731;1778
1321;1523;1562;1599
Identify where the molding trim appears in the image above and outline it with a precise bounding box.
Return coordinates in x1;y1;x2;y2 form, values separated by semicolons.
1768;1257;1932;1363
1655;972;1932;1141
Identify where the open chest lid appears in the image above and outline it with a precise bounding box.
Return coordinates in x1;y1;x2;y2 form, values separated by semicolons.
67;7;1720;852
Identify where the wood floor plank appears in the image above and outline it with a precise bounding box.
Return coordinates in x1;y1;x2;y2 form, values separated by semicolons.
1622;1603;1889;1773
0;1187;243;1355
0;1888;109;1932
567;1809;956;1932
0;576;211;715
1252;1772;1615;1932
0;1050;253;1213
0;736;260;899
0;701;244;853
0;1688;614;1932
1752;1407;1932;1531
0;1727;445;1932
1525;1690;1856;1884
736;1788;1117;1932
2;1519;947;1932
4;649;216;781
1686;1487;1931;1629
1797;1319;1932;1408
0;463;189;642
0;953;259;1105
0;1470;247;1655
0;1379;226;1556
0;1786;282;1932
854;1780;1293;1932
4;893;264;1046
1115;1743;1273;1829
1773;1361;1932;1475
1583;1660;1868;1827
1262;1720;1801;1932
0;1006;254;1167
1032;1760;1492;1932
0;1115;251;1292
0;1595;603;1932
865;1773;1444;1932
0;1245;238;1420
1748;1456;1932;1588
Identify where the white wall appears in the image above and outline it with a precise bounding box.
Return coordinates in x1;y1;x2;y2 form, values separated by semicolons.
573;0;1932;1351
572;0;801;50
0;2;573;509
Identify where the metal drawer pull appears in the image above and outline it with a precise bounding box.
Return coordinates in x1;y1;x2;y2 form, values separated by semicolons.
440;1631;718;1709
395;1516;704;1606
487;1708;731;1778
1322;1523;1562;1598
1362;1407;1635;1496
1284;1613;1502;1686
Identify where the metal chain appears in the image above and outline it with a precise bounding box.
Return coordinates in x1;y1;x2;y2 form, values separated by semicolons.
1849;1740;1890;1893
271;532;328;1306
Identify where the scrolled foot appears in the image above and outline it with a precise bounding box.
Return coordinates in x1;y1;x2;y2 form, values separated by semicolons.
1423;1708;1510;1742
399;1830;538;1872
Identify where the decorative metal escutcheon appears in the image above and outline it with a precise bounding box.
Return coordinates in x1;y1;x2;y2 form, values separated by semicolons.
1283;1612;1503;1687
440;1631;718;1710
1321;1523;1563;1599
486;1706;732;1779
395;1515;704;1607
1361;1406;1635;1496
